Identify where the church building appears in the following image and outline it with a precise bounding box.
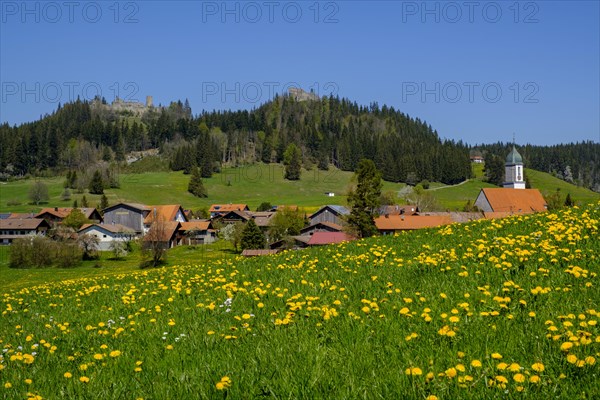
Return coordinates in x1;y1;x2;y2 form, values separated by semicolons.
503;146;526;189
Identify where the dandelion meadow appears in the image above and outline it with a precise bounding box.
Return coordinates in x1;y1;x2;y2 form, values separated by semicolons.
1;203;599;399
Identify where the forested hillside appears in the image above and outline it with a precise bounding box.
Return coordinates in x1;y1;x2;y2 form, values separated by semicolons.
0;95;472;185
1;95;598;191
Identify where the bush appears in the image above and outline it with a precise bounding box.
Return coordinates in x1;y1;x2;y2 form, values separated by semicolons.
9;236;82;269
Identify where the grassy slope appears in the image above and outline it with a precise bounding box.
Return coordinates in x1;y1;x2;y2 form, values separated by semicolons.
0;164;405;213
525;168;600;204
1;202;598;399
1;163;597;214
428;164;600;210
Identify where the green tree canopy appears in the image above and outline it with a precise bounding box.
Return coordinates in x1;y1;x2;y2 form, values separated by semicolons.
283;143;302;181
28;181;49;205
62;208;91;230
89;170;104;195
241;219;266;250
347;159;382;238
188;167;208;198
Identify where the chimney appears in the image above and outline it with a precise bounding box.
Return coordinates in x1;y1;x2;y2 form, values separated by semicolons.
54;207;58;212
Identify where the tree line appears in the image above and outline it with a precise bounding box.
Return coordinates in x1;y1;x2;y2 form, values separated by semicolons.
2;95;597;190
476;142;600;191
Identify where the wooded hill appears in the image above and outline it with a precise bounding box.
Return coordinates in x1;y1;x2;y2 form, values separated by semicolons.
1;95;598;191
0;95;472;185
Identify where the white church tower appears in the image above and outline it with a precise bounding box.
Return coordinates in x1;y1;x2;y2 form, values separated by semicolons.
503;145;526;189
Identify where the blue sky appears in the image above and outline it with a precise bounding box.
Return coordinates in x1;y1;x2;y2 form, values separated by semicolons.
1;1;598;145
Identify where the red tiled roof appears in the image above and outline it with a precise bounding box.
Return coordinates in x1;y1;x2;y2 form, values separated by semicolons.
0;218;48;230
374;215;453;231
143;221;181;242
480;188;547;213
180;221;212;231
144;205;185;224
307;231;355;245
36;207;99;220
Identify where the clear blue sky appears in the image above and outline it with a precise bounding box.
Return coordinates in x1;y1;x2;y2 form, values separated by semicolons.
1;1;599;145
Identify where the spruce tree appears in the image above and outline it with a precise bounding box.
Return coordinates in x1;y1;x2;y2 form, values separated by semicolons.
347;159;382;238
284;143;302;180
188;167;208;198
100;194;109;211
89;170;104;194
240;219;266;250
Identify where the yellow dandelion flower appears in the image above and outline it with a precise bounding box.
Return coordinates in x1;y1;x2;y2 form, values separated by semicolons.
445;367;457;378
513;373;525;383
79;376;90;383
531;362;545;372
24;379;32;385
4;382;12;389
491;353;503;359
64;372;72;379
566;354;577;364
560;342;573;351
426;396;438;400
93;353;103;360
471;360;482;368
109;350;121;358
508;363;521;372
529;375;540;383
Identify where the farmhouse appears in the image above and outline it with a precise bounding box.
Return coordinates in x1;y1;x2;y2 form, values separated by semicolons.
300;221;344;236
308;205;349;226
144;205;188;233
209;204;249;218
78;223;135;251
0;218;50;245
36;207;102;226
474;188;547;214
143;221;181;249
103;203;151;234
179;220;217;245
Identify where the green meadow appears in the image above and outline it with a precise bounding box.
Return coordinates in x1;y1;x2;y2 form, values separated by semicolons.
1;201;598;399
1;163;598;214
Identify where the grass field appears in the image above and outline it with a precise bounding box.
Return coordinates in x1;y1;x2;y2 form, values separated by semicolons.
1;163;598;214
1;201;598;399
0;164;406;214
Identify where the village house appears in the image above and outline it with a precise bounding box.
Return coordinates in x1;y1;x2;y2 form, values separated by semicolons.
0;218;50;245
143;221;181;249
103;203;151;234
209;204;249;218
35;207;102;226
143;205;188;233
178;220;217;245
78;223;135;251
474;188;547;214
300;221;344;236
308;205;349;226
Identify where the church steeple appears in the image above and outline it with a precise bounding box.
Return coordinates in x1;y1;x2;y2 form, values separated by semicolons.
503;140;525;189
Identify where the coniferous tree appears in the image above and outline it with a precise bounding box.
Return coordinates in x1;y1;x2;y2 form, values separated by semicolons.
240;219;266;250
100;194;109;211
81;195;89;208
346;159;382;238
284;143;302;180
188;167;208;198
89;170;104;194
